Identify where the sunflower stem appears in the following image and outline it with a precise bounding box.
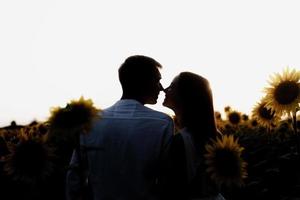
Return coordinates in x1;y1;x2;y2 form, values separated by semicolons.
291;111;299;156
267;126;272;144
293;112;298;135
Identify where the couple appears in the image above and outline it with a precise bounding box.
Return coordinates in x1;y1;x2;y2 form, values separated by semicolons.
66;55;223;200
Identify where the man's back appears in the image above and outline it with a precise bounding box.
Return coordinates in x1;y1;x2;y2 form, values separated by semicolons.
76;99;173;200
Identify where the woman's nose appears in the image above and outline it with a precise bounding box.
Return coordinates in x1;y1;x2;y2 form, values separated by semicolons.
163;86;170;93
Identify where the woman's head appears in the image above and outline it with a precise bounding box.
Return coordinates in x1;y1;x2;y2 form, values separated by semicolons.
163;72;217;138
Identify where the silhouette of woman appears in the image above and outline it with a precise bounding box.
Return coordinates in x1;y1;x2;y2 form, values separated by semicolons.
163;71;225;200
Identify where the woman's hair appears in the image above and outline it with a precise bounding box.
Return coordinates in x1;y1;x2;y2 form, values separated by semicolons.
176;72;218;151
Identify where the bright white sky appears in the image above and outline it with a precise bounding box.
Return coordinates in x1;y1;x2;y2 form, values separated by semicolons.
0;0;299;126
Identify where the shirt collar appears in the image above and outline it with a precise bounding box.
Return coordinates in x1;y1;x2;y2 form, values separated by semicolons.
115;99;143;106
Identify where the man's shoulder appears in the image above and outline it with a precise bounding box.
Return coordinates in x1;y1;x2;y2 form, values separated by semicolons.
103;100;173;121
141;106;173;121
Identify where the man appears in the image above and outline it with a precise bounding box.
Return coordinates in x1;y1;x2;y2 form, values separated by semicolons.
66;55;174;200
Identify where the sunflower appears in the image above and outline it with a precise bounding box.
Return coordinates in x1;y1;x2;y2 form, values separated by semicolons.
242;114;249;122
0;136;9;160
18;123;49;142
48;96;101;133
250;119;258;127
252;99;280;128
215;111;222;120
4;134;55;185
214;112;226;132
264;67;300;116
227;110;242;125
224;106;232;113
204;134;247;188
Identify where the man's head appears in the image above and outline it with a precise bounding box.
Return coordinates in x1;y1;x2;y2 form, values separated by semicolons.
119;55;163;105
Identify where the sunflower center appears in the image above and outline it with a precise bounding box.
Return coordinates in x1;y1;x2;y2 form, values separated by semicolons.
274;81;299;105
251;120;258;127
214;149;240;177
228;112;241;125
258;105;274;120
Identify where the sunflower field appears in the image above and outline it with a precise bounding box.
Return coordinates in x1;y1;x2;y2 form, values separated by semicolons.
0;68;299;200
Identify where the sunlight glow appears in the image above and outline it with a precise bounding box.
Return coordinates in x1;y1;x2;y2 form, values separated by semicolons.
1;0;299;126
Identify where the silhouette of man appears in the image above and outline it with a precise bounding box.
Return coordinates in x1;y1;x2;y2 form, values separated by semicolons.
66;55;174;200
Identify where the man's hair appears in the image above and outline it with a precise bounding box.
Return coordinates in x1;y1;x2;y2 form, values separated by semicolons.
118;55;162;94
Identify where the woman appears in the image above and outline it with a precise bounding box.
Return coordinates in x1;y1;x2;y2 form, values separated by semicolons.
163;72;225;200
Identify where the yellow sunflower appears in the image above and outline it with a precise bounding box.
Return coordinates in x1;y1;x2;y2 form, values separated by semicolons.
227;110;242;125
0;135;9;160
18;123;49;142
204;135;247;188
4;134;55;184
264;67;300;116
252;99;280;128
48;96;101;133
250;119;258;127
215;111;222;121
224;106;232;113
